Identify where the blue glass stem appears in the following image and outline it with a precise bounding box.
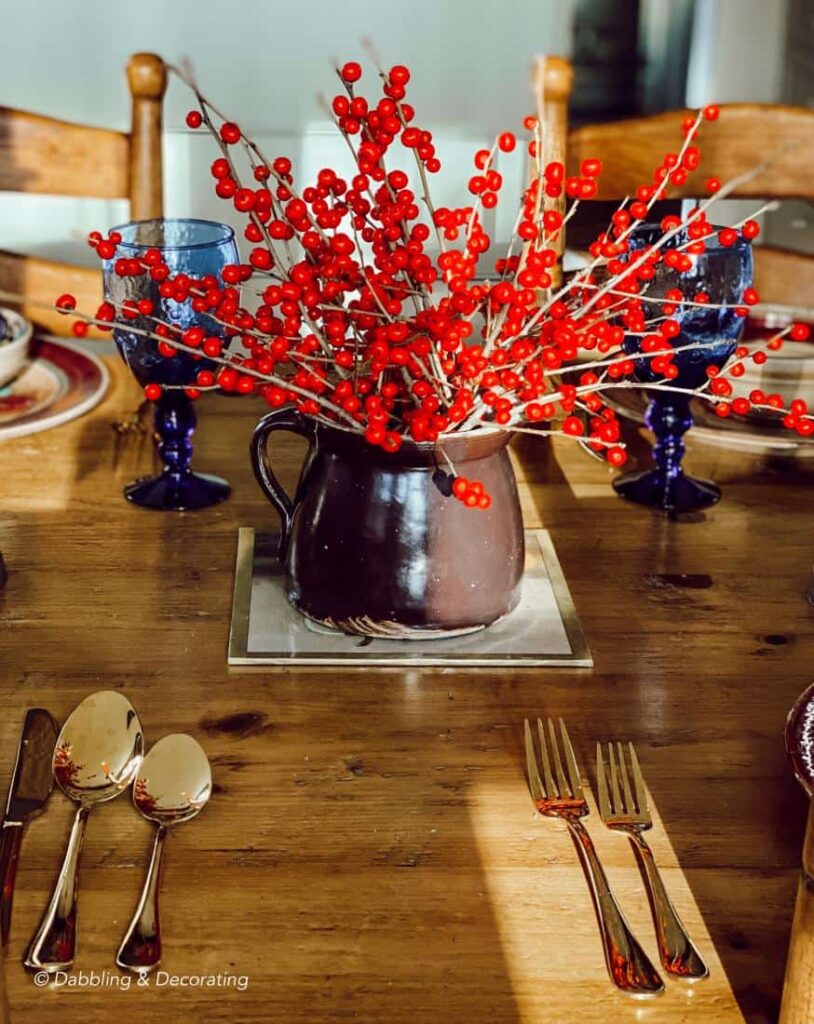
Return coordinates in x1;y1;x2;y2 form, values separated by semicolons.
155;392;196;484
646;393;693;490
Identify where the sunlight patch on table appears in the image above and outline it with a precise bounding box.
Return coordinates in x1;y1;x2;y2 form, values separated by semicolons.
465;775;744;1022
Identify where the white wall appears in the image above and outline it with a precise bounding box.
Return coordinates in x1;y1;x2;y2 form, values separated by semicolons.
0;0;575;263
686;0;788;105
685;0;790;242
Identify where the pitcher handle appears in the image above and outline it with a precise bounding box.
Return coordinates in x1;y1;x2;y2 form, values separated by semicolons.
250;409;313;561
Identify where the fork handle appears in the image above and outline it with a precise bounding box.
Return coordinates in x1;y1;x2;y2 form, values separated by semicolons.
629;833;708;980
567;819;664;996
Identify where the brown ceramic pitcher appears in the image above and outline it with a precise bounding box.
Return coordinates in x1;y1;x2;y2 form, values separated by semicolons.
250;411;525;638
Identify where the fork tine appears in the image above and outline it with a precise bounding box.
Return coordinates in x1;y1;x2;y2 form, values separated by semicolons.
524;719;545;803
596;742;611;819
629;742;650;818
547;718;570;797
536;719;558;797
617;742;636;814
559;719;584;800
608;742;623;813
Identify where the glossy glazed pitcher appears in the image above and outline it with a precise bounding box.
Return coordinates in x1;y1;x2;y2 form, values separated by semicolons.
250;412;525;639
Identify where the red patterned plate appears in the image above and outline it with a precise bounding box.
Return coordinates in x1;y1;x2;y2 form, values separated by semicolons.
0;336;109;439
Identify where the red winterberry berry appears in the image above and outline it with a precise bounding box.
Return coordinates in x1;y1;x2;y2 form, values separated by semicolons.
219;122;241;145
607;446;627;467
341;62;362;83
389;65;410;86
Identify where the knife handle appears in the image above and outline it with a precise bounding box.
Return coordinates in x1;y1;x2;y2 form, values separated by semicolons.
24;804;89;972
0;822;23;946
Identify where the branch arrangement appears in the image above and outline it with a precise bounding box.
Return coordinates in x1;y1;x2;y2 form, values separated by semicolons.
52;57;813;508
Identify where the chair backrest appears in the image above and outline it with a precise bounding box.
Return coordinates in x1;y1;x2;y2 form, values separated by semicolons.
0;52;167;336
533;56;814;305
567;104;814;202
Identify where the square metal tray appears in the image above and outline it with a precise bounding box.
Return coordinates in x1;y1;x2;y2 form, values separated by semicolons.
228;528;591;668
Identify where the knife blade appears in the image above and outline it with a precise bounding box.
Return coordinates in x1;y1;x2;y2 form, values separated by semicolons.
0;709;57;945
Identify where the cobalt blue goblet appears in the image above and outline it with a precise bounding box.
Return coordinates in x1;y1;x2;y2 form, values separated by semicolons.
103;218;239;511
612;223;753;513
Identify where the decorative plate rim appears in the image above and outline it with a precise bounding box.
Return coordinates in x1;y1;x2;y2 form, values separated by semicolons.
0;336;109;441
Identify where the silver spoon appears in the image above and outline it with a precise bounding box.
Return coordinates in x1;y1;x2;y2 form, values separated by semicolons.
24;691;143;972
116;733;211;973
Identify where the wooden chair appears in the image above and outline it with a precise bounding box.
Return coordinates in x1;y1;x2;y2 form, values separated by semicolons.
0;52;167;336
535;56;814;307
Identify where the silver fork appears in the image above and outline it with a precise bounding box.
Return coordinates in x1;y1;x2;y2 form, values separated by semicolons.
524;718;664;997
596;742;709;981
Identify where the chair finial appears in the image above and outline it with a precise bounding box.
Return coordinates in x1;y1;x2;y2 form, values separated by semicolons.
533;55;573;104
126;53;167;101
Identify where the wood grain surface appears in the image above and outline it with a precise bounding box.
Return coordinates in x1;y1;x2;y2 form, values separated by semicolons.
0;357;812;1023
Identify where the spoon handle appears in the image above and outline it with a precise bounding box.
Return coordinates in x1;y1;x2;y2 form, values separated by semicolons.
24;805;89;971
117;825;167;973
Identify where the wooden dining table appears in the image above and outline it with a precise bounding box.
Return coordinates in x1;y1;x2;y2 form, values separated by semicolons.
0;355;812;1023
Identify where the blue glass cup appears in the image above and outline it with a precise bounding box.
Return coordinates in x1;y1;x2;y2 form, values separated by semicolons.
612;224;753;513
103;219;239;511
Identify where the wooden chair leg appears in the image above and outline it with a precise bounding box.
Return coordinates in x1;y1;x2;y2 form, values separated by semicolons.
780;801;814;1023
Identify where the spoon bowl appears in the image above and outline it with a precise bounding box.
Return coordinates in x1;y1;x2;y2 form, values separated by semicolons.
53;691;144;804
25;691;143;972
133;733;212;827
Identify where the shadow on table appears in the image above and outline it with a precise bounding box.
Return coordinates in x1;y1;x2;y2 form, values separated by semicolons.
189;673;526;1024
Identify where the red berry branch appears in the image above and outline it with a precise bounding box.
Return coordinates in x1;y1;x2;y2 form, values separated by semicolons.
41;58;814;507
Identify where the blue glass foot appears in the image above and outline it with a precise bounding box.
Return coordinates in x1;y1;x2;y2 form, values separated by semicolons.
613;469;720;513
125;471;231;511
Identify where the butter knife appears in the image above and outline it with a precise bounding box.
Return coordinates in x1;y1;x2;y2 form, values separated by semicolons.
0;709;57;946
